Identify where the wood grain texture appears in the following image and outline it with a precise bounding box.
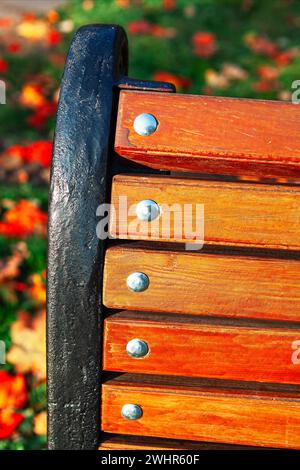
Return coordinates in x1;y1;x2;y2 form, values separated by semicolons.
99;435;195;450
103;311;300;384
103;245;300;322
110;174;300;250
115;91;300;178
99;434;256;450
101;375;300;449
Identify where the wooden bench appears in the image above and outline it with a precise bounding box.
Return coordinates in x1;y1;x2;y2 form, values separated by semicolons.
47;25;300;450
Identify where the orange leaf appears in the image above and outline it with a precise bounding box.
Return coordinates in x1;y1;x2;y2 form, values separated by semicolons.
7;310;46;381
34;411;47;436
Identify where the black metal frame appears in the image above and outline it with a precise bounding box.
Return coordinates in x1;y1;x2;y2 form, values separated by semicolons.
47;24;174;450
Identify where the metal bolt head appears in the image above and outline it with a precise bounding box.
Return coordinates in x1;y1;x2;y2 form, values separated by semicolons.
136;199;160;222
126;338;149;358
121;403;143;421
127;272;149;292
133;113;158;136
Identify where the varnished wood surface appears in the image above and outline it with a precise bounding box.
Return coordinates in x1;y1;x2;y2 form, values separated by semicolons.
103;244;300;322
110;174;300;250
103;311;300;384
101;374;300;449
115;91;300;178
99;434;258;450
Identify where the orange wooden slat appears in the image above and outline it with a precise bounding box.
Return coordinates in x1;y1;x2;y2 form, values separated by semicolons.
103;245;300;322
110;174;300;250
101;375;300;449
99;434;255;450
99;435;194;450
115;91;300;178
103;312;300;385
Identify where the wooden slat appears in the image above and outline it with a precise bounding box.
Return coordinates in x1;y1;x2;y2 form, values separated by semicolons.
99;434;256;450
103;312;300;385
103;245;300;322
101;375;300;449
110;174;300;250
115;91;300;178
99;435;196;450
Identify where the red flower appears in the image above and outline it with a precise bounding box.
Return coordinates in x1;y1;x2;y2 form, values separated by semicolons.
47;29;62;46
192;32;217;58
274;49;298;66
257;65;279;81
47;10;60;24
5;141;53;168
163;0;176;10
25;141;53;167
0;200;48;238
151;24;175;38
128;20;153;35
0;371;27;409
19;83;46;109
245;34;279;58
5;145;27;161
27;113;45;128
0;371;28;440
14;282;27;292
252;80;279;93
128;20;175;38
0;58;8;73
0;18;13;28
7;42;22;53
254;65;280;93
153;71;191;91
116;0;130;7
27;101;57;129
0;411;24;439
22;13;37;22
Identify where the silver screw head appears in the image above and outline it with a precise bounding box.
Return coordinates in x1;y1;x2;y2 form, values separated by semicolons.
127;272;149;292
121;403;143;421
126;338;149;358
133;113;158;136
136;199;160;222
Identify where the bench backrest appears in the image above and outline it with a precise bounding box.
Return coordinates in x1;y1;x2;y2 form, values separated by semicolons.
47;25;300;450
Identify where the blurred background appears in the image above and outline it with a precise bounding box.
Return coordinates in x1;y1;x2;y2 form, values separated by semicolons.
0;0;299;450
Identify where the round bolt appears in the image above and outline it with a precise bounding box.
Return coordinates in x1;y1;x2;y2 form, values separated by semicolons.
133;113;158;136
121;403;143;421
136;199;160;222
126;338;149;358
127;272;149;292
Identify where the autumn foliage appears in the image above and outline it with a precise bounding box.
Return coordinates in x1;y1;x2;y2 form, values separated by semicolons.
0;371;28;439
